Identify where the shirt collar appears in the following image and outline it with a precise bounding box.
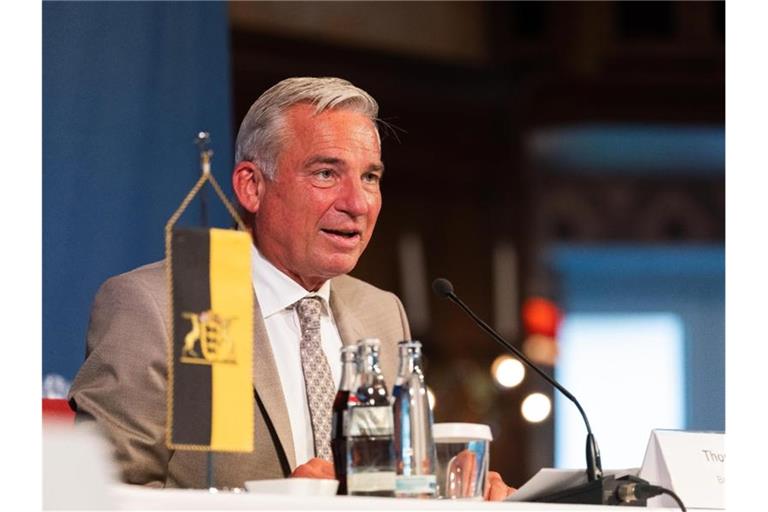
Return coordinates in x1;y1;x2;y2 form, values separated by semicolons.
251;245;331;318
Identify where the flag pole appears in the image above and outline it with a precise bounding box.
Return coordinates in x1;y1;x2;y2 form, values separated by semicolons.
196;133;215;491
207;452;215;490
195;132;211;228
165;132;253;493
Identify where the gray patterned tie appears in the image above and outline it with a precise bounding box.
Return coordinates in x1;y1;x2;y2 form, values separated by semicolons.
295;296;335;461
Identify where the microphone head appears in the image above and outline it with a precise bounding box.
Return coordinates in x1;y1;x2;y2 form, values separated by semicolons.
431;278;454;298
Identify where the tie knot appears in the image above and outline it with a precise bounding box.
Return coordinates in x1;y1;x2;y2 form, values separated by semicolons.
296;296;323;320
296;296;323;345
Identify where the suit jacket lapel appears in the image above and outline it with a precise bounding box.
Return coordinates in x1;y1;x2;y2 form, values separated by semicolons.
330;277;399;388
249;278;373;472
250;295;296;470
330;283;365;346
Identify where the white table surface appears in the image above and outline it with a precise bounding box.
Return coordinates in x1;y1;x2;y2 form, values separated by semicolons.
110;484;694;511
42;427;710;511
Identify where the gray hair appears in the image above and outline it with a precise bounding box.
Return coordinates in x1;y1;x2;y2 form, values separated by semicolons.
234;77;379;179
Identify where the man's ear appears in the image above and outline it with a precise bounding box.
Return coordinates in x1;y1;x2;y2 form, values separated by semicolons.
232;161;266;214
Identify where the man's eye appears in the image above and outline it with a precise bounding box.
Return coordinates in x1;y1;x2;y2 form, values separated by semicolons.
363;173;381;184
315;169;334;180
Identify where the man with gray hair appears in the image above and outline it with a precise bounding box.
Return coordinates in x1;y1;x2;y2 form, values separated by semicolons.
69;77;514;498
69;77;410;489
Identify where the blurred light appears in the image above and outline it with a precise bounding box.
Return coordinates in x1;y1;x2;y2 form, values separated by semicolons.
491;355;525;388
43;373;71;398
427;387;436;411
521;392;551;423
523;333;558;366
522;297;561;337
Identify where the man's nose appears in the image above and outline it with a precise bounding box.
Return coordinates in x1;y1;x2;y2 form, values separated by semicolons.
335;177;370;217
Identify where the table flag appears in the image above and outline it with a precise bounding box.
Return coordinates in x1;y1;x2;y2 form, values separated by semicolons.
166;227;254;452
164;133;253;454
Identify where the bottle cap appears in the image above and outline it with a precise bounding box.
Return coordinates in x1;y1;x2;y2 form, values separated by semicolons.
357;337;381;348
397;340;422;350
340;345;357;361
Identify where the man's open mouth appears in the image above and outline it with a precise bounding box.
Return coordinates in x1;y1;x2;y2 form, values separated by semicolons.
321;228;361;239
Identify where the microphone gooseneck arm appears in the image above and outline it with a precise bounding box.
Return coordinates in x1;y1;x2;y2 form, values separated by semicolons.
433;278;603;482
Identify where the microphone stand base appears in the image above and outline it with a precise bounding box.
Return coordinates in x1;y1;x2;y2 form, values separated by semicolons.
532;475;649;506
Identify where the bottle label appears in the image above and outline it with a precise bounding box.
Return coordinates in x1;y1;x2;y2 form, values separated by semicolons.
395;474;437;495
347;406;393;436
348;471;396;493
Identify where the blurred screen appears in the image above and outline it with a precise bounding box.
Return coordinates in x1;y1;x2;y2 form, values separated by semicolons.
554;313;685;470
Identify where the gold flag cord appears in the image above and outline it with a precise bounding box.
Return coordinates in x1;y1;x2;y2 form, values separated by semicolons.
164;167;247;239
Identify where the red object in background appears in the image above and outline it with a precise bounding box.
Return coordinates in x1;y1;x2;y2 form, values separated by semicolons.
42;398;75;424
522;297;562;338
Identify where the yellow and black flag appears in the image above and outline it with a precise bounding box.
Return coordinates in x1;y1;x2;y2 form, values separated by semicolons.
166;228;254;452
165;134;253;453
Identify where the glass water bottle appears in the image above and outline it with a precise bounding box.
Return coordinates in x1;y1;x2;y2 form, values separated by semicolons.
332;345;359;495
346;338;396;497
392;340;437;498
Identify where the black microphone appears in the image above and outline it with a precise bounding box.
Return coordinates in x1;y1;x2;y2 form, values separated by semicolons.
431;277;603;482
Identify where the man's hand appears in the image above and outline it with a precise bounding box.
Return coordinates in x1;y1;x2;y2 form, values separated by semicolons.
290;457;335;479
484;471;516;501
445;449;479;498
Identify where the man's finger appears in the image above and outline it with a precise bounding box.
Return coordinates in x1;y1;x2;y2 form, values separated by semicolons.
485;471;516;501
455;450;477;497
291;458;335;479
315;459;336;479
484;471;502;500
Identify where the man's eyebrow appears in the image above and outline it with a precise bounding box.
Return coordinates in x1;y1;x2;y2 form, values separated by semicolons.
304;155;385;174
304;156;343;167
369;162;385;175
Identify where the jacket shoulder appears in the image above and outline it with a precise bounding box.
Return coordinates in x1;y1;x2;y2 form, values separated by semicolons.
331;274;396;303
104;260;166;286
95;260;166;298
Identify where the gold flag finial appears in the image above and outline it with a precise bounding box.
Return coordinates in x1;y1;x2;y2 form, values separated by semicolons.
195;131;213;176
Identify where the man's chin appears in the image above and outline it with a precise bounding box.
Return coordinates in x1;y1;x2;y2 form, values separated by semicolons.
317;254;361;279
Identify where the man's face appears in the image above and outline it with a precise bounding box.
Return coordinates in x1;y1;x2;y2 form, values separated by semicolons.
253;103;383;291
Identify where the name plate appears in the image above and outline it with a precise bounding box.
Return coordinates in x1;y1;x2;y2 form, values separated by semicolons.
639;429;725;509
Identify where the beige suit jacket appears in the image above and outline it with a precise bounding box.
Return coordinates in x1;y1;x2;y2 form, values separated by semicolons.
68;261;411;488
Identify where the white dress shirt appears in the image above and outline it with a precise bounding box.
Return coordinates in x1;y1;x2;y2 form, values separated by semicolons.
250;246;343;467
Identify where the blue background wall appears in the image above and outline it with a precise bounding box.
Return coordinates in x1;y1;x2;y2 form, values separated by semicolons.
43;2;233;381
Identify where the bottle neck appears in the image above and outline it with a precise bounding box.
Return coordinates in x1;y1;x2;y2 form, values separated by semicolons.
358;345;388;403
360;348;382;378
339;355;358;392
397;347;423;377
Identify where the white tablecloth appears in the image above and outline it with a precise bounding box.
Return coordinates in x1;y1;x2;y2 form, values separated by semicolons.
110;484;691;511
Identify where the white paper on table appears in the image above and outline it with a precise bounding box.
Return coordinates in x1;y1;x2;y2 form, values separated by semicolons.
505;468;639;502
